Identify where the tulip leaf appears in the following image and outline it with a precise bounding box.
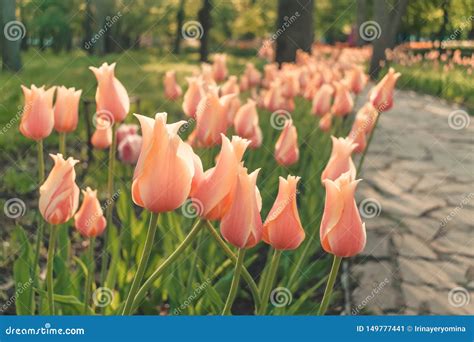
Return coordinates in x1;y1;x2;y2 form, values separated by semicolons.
12;226;35;315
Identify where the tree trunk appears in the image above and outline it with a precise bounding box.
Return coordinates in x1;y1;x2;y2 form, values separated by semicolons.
83;0;94;53
173;0;186;54
368;0;408;79
1;0;22;72
356;0;367;47
275;0;314;64
198;0;212;62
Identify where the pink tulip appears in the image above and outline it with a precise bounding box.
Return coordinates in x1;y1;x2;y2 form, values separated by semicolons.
275;120;299;166
331;82;353;117
220;167;262;249
369;67;401;112
262;63;278;88
212;53;228;82
355;102;379;135
54;86;82;133
20;85;55;140
190;135;249;220
347;117;367;154
132;113;195;213
311;84;333;116
118;134;142;164
194;91;228;147
164;70;183;100
264;82;285;112
116;123;139;146
263;175;305;250
220;76;240;96
89;62;130;123
321;136;357;182
220;93;241;125
347;67;367;94
233;99;261;145
244;63;261;87
182;77;204;118
91;117;112;149
319;113;333;132
320;172;366;257
74;187;107;238
39;154;80;225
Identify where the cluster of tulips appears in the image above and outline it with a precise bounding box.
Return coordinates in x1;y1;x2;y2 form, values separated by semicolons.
17;43;400;316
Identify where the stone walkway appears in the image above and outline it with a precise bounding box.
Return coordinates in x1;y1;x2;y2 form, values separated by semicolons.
350;89;474;315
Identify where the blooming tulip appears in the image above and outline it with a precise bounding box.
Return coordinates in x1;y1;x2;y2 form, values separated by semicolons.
54;86;82;133
20;85;56;140
132;113;195;213
39;154;80;225
118;134;142;164
220;167;262;249
163;70;182;100
312;84;333;116
220;75;240;96
191;135;250;220
274;120;299;166
220;93;240;125
74;187;107;238
233;99;261;146
89;62;130;123
331;82;353;117
320;172;366;257
369;67;401;112
321;136;357;182
182;77;204;118
262;175;305;250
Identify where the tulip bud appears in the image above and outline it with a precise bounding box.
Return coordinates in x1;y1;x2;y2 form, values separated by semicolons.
164;70;182;100
319;113;333;132
320;172;366;257
74;187;107;238
54;86;82;133
194;91;228;147
116;123;139;146
118;134;142;164
312;84;333;116
321;136;357;182
331;82;353;117
263;176;305;250
39;154;80;225
212;53;228;82
182;77;204;118
20;85;56;140
369;67;401;112
220;167;262;249
274;120;299;166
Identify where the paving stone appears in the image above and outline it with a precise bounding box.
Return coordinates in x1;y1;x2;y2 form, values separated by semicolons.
398;257;457;289
379;192;445;218
361;231;391;258
402;217;440;241
393;234;437;259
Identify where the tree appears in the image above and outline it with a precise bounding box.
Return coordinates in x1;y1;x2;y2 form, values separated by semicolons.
1;0;22;72
198;0;212;62
173;0;186;54
356;0;367;46
275;0;314;64
368;0;408;79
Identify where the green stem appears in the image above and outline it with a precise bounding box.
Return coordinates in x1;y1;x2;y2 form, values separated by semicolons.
99;124;117;294
83;238;95;315
204;220;261;311
222;248;246;315
317;255;342;315
258;249;282;315
46;224;58;315
30;140;45;314
128;218;202;314
59;132;66;155
356;112;381;176
121;213;159;315
185;230;203;295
